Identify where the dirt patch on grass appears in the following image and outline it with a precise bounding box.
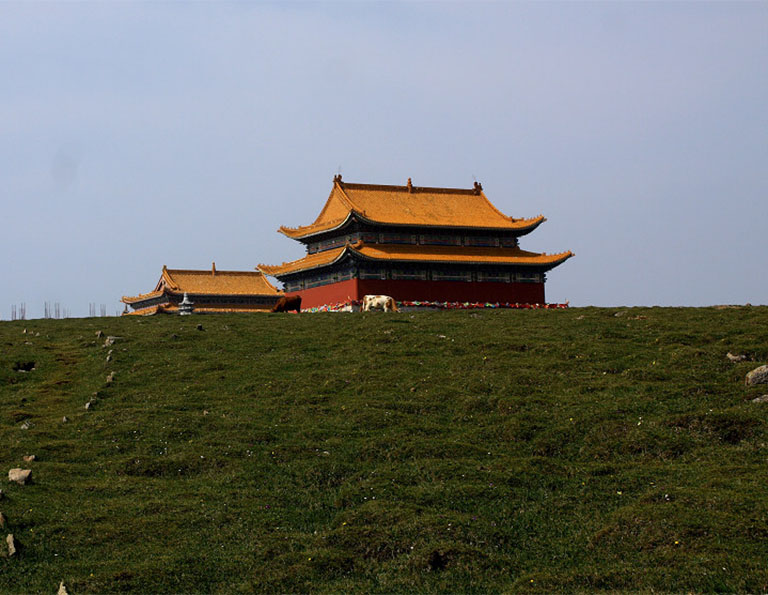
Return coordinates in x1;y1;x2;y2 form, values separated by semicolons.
666;412;761;444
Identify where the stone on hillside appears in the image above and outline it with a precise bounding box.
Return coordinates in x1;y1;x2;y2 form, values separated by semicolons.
0;512;6;528
8;469;31;485
726;352;748;362
614;310;627;317
22;455;35;463
103;336;123;347
106;372;115;384
197;323;204;331
751;395;768;404
7;533;16;556
13;360;35;372
746;365;768;386
62;416;69;423
58;581;69;595
19;421;30;430
96;330;103;338
105;354;112;363
427;550;447;571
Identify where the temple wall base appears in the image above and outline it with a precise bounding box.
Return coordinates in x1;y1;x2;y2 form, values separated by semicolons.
287;279;545;309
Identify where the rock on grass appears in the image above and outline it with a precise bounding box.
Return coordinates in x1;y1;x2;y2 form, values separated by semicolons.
746;365;768;385
8;469;31;485
6;533;16;556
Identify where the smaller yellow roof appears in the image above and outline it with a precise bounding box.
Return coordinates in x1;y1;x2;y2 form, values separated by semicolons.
122;264;282;305
159;264;281;295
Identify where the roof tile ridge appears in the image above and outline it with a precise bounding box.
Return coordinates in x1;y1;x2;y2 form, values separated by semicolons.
553;250;575;258
258;245;347;269
333;181;361;214
340;182;406;192
160;267;179;291
164;268;210;275
347;239;366;254
311;183;346;225
202;269;264;276
279;214;348;233
278;182;354;235
342;181;477;195
512;214;547;224
258;274;280;293
412;185;476;195
121;290;164;302
477;189;520;222
515;249;574;260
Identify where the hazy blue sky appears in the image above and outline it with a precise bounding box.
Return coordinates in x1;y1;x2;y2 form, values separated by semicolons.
2;2;767;318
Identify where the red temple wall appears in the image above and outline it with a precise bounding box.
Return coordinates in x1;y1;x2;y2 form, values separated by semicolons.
286;279;545;309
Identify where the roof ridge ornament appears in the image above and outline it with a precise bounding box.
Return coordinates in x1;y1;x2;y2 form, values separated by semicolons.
473;181;483;194
212;262;216;276
333;174;343;183
407;177;413;193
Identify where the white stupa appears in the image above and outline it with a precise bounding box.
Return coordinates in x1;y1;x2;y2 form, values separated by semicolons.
178;292;194;315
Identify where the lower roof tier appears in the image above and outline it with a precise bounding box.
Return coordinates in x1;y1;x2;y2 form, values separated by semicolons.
258;242;574;278
123;304;275;316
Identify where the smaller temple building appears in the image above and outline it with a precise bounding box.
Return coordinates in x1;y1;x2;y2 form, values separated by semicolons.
122;263;282;315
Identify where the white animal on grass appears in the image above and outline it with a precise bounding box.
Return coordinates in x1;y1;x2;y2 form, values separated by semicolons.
362;295;399;312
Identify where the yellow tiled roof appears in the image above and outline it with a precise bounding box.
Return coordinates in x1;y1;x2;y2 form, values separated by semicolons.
355;243;574;266
121;290;166;304
259;242;573;276
161;305;274;314
122;304;164;316
158;265;281;295
122;303;274;316
279;179;545;238
258;247;347;276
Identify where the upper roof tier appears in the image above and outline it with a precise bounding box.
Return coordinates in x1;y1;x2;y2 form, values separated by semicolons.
278;177;546;239
258;242;574;277
122;263;281;303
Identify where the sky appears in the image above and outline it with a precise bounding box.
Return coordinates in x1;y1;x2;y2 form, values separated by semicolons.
1;1;767;318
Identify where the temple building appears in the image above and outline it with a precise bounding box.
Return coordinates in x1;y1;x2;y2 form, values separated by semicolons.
122;264;282;315
258;176;573;309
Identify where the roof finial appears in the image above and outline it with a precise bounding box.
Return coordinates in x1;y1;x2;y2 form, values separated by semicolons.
473;181;483;194
333;173;343;183
212;262;216;275
407;177;413;192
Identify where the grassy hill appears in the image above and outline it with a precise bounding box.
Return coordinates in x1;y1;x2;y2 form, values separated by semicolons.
1;307;768;593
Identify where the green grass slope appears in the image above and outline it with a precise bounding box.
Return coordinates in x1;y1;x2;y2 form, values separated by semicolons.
1;307;768;593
